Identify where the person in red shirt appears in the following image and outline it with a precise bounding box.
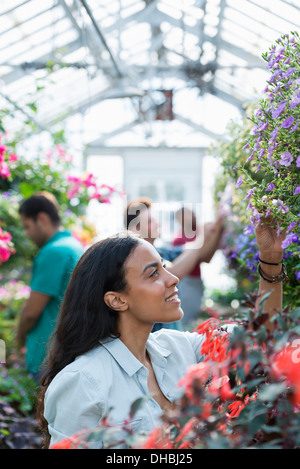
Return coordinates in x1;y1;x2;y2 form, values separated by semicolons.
172;207;218;326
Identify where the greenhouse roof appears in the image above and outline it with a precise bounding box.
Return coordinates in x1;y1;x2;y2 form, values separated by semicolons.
0;0;300;148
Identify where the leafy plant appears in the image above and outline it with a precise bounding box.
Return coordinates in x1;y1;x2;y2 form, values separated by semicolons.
235;32;300;245
48;298;300;450
0;400;41;449
209;34;300;310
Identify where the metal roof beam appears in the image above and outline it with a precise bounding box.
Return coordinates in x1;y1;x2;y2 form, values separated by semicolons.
86;119;141;147
37;84;141;128
1;38;86;85
0;0;32;17
78;0;123;78
244;0;300;31
58;0;107;67
208;86;246;111
173;113;224;140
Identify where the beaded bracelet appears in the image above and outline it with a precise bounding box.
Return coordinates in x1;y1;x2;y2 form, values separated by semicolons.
258;263;288;284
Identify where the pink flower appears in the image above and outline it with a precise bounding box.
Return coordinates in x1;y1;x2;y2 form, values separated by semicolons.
295;186;300;195
0;162;11;179
297;155;300;168
8;153;18;162
82;173;97;188
0;226;16;264
67;185;80;199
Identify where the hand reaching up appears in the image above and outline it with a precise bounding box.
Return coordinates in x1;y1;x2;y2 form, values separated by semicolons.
255;219;285;263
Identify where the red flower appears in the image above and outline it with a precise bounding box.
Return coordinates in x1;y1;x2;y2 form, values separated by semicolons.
272;344;300;405
227;392;258;419
51;434;85;449
177;362;213;400
227;400;245;418
175;417;198;444
194;318;220;336
178;440;193;449
201;402;212;419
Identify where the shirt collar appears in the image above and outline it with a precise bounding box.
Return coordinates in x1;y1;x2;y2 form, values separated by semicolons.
100;335;171;377
44;229;71;247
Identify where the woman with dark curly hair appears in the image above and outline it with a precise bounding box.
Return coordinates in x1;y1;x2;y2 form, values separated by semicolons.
37;222;285;448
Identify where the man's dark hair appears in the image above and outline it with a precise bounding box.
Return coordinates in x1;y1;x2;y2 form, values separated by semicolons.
19;193;60;226
124;196;152;229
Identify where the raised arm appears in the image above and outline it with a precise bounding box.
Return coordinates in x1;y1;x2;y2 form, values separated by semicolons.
254;220;286;330
167;216;224;279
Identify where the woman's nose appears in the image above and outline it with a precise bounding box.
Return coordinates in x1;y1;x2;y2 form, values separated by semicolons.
165;269;179;287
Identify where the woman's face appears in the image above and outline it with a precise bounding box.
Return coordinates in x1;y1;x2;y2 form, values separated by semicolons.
122;240;183;326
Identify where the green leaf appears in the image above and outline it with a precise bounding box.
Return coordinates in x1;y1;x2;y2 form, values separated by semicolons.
19;182;35;198
258;382;286;402
205;434;231;449
256;325;267;344
129;395;151;419
248;412;267;436
27;102;37;113
258;290;272;314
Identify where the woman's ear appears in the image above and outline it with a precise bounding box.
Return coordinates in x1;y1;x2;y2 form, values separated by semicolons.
104;292;128;312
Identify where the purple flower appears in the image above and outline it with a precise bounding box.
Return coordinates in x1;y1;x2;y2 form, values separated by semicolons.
296;271;300;281
282;67;296;79
255;163;262;173
279;151;293;167
243;140;250;150
246;151;255;163
277;199;289;214
281;116;294;128
250;207;261;223
259;119;269;131
297;155;300;168
244;187;256;200
294;186;300;195
287;222;296;232
236;175;243;188
281;232;299;249
290;120;298;133
266;182;275;191
269;69;282;83
290;96;300;109
250;124;259;135
271;101;286;119
268;126;279;143
243;225;255;235
285;78;294;90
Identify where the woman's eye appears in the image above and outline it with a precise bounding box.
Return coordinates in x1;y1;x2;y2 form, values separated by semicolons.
150;269;159;278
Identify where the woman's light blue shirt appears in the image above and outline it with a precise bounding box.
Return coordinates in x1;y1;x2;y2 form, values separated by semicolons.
44;329;205;448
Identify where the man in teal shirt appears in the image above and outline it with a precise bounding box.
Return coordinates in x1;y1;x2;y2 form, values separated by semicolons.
17;192;83;379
